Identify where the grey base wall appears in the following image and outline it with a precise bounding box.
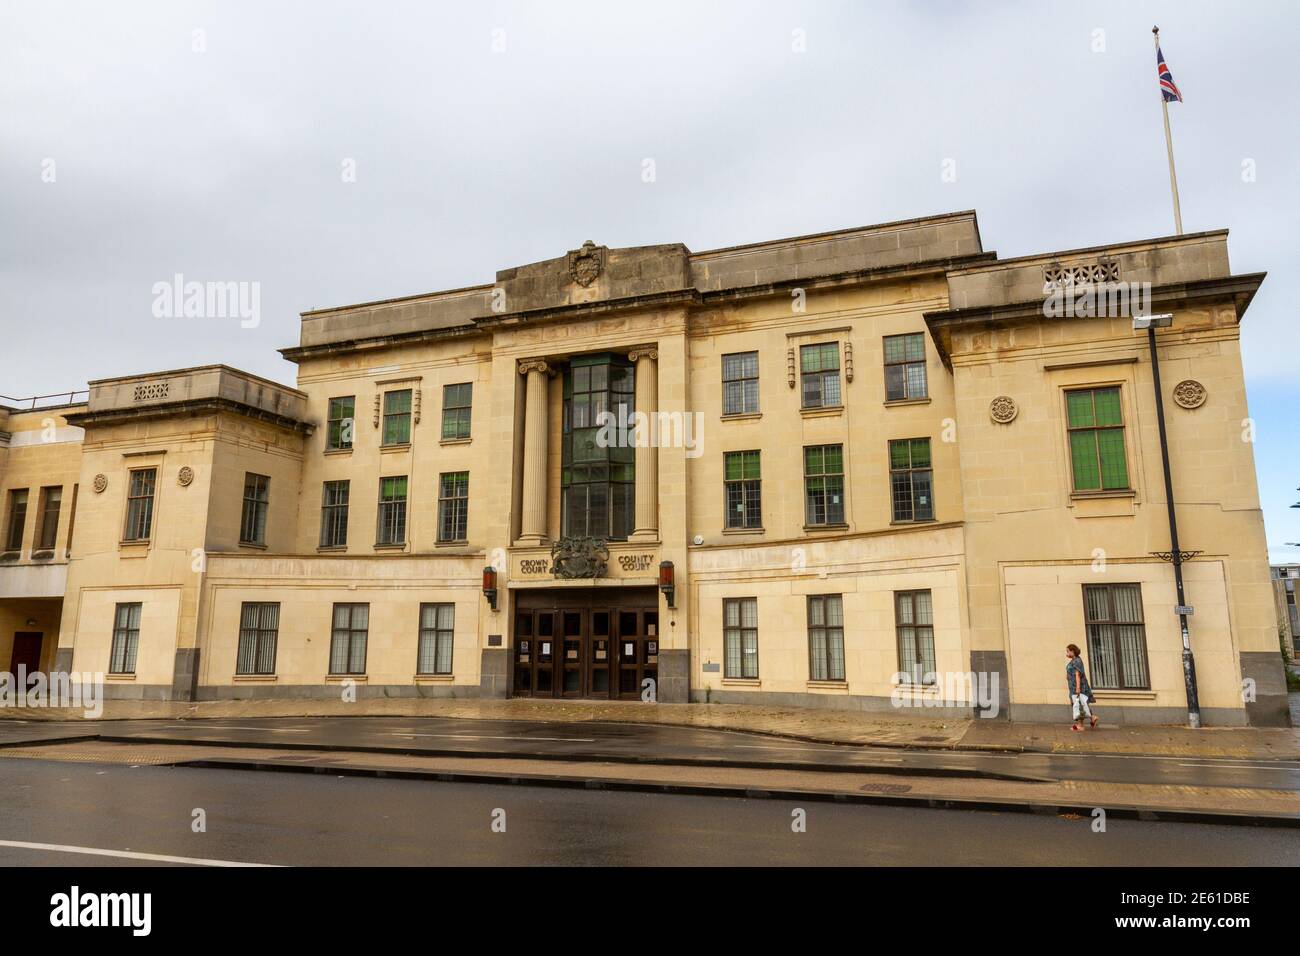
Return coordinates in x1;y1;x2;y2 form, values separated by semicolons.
690;687;981;720
1239;651;1292;727
479;647;510;699
969;650;1009;719
1007;702;1250;727
194;683;484;700
657;649;689;703
53;648;74;674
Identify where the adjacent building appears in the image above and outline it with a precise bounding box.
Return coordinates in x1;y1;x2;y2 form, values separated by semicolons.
0;211;1288;724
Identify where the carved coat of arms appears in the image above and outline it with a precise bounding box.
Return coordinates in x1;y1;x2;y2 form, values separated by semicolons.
567;240;605;288
550;536;609;579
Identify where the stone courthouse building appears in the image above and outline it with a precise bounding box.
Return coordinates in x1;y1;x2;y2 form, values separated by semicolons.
0;210;1288;724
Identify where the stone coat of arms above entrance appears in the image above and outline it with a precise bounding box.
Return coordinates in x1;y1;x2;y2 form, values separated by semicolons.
567;240;606;288
550;536;610;579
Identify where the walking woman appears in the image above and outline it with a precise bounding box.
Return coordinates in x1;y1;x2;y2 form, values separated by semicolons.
1066;644;1098;731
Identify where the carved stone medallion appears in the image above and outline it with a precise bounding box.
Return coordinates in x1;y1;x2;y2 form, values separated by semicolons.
1172;380;1206;409
92;473;108;494
177;466;195;487
550;536;610;579
989;396;1019;424
567;240;606;288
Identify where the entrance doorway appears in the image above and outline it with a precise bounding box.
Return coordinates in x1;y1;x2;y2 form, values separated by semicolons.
512;590;659;700
9;632;43;687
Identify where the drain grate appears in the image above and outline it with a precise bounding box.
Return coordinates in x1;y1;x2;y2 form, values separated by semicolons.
859;782;913;794
915;736;948;742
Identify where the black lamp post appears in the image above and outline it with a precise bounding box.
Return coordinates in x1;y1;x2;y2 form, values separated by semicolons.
1135;312;1201;728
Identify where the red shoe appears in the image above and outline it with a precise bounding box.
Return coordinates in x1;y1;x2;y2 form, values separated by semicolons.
1090;716;1099;729
1071;723;1083;732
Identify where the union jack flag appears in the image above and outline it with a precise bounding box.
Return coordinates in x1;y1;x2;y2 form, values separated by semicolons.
1157;46;1183;102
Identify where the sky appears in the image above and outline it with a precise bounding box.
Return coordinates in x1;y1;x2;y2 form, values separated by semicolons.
1;0;1296;559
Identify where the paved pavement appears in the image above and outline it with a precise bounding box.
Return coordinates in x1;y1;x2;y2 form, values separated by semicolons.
2;715;1298;796
5;694;1298;759
3;758;1297;866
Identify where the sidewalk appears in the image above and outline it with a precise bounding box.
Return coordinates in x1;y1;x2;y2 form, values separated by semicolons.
5;694;1297;761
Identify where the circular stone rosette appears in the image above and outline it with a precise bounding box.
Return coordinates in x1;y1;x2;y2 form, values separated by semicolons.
92;473;108;494
989;396;1018;424
177;466;195;487
1172;380;1206;409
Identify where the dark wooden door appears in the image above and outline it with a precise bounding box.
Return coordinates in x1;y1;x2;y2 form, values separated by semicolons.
9;632;43;685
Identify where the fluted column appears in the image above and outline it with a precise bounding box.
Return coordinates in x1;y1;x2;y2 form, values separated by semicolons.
628;347;659;541
517;359;552;545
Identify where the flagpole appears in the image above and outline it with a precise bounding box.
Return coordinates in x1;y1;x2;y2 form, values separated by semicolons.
1153;25;1184;235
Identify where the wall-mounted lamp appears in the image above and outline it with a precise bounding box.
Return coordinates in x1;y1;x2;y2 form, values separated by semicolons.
658;560;675;609
482;566;498;611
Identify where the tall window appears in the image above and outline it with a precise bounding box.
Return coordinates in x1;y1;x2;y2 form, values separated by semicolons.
722;351;759;415
35;486;62;552
562;354;635;540
438;472;469;542
320;480;349;548
800;343;841;409
889;438;934;522
807;594;845;681
110;602;141;675
1083;584;1149;689
418;603;455;675
1066;387;1129;491
382;389;412;446
441;383;473;440
123;468;156;541
804;444;845;526
329;603;369;675
377;477;408;546
884;333;928;401
723;597;759;679
327;396;355;450
236;602;279;675
895;590;936;685
4;489;28;551
724;451;762;529
240;473;270;545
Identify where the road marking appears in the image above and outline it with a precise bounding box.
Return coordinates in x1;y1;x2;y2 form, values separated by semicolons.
0;839;280;867
1176;762;1298;771
157;724;311;733
392;733;597;743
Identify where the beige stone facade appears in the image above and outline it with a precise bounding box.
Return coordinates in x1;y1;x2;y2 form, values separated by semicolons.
0;211;1288;725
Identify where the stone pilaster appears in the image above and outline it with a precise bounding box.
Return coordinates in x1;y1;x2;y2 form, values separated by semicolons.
517;359;553;545
628;347;659;542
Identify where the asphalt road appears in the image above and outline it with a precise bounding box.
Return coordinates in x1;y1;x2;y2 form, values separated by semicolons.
1;716;1297;791
2;758;1298;866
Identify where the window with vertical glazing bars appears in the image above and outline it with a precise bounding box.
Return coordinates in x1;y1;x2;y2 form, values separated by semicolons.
723;597;759;679
438;472;469;542
883;333;927;401
123;469;156;541
320;480;349;548
236;602;279;675
804;444;844;526
895;590;936;684
1083;584;1149;689
240;473;270;545
441;383;473;440
724;451;761;529
800;343;841;409
377;476;407;546
722;352;759;415
382;389;412;446
327;396;355;450
330;603;369;675
807;594;845;681
110;602;141;675
889;438;934;522
417;603;455;675
36;486;61;551
5;488;28;552
1066;388;1129;491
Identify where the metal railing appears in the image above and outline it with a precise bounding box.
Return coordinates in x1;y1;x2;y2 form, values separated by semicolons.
0;390;89;411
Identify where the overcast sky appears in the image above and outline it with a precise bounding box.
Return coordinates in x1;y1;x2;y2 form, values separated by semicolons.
2;0;1296;558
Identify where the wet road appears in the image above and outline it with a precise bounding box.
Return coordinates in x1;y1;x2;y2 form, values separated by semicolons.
1;716;1296;792
1;758;1297;866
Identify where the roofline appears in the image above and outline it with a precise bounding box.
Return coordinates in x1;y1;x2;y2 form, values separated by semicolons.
85;363;305;397
945;228;1230;276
